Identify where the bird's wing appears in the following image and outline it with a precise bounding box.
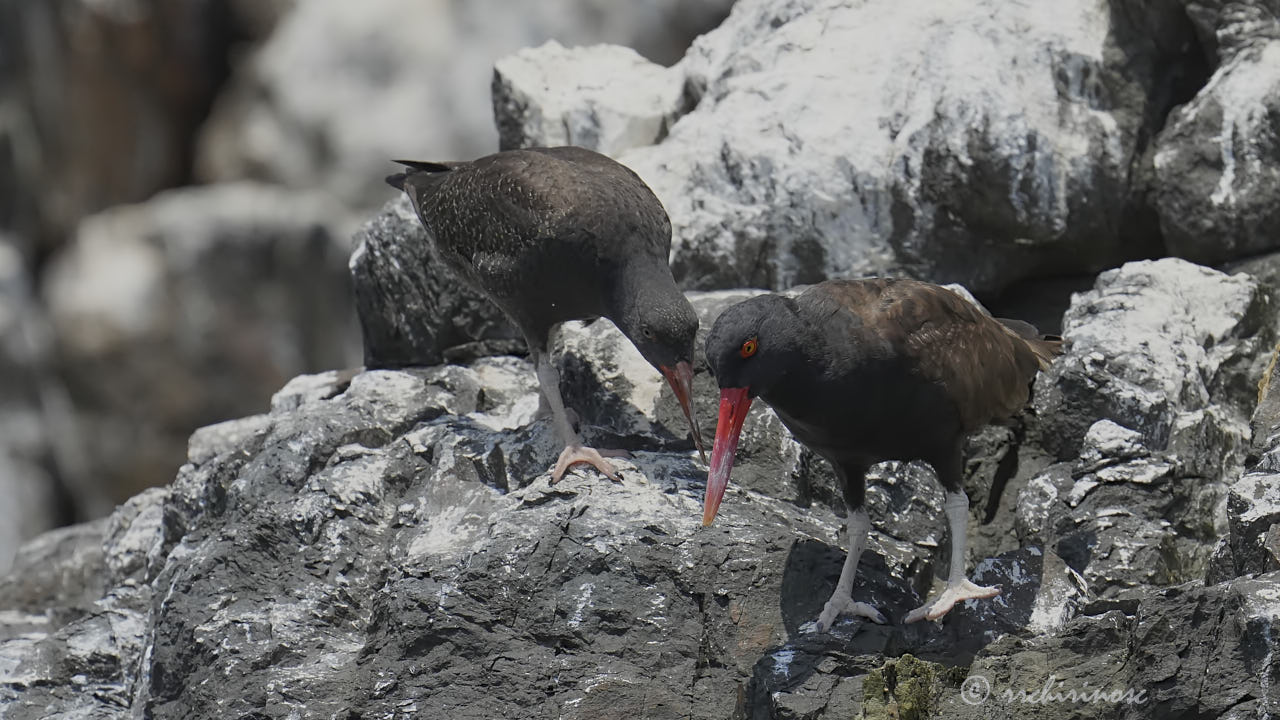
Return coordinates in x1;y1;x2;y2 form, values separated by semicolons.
888;281;1048;430
805;279;1052;431
527;147;672;260
395;153;565;293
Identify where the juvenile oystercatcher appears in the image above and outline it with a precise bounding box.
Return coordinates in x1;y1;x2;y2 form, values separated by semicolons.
702;278;1062;629
388;147;705;481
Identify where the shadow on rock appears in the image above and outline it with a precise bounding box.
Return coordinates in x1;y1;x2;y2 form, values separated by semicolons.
745;539;1087;716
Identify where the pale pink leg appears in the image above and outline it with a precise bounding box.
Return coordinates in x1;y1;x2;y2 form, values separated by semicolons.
815;509;888;632
533;351;630;484
905;490;1001;623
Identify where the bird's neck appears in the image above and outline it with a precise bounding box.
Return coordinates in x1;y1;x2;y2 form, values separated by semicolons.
758;300;834;403
768;338;831;402
759;300;883;414
606;260;681;331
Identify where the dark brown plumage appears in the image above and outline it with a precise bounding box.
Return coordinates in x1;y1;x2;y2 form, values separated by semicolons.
702;278;1063;629
388;147;705;481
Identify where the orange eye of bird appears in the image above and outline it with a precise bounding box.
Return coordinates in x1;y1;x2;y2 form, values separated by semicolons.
739;338;758;358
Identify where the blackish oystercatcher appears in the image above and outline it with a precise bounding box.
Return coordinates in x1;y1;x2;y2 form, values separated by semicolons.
387;147;705;482
702;278;1063;629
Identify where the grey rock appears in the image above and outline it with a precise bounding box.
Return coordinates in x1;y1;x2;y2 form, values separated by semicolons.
1153;3;1280;264
42;182;363;503
494;42;688;155
1211;343;1280;581
350;195;520;368
0;0;230;252
225;0;295;41
1250;342;1280;468
8;254;1280;716
553;289;761;455
0;350;1083;718
1020;259;1276;596
0;238;64;574
195;0;735;209
0;496;159;718
0;519;105;616
941;572;1280;719
1220;470;1280;578
1030;258;1268;463
1225;249;1280;308
495;0;1206;293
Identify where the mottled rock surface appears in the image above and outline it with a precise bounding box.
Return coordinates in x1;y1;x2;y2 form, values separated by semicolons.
350;195;520;368
196;0;735;209
0;238;65;574
494;0;1210;294
3;258;1279;719
494;42;688;156
42;183;363;502
1021;259;1272;596
1153;2;1280;263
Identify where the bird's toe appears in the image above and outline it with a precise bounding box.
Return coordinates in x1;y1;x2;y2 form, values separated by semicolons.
814;596;885;632
551;444;626;484
905;580;1001;623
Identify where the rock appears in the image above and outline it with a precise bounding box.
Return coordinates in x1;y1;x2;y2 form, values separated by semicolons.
552;289;762;456
225;0;295;42
1153;3;1280;264
0;492;161;718
495;0;1209;294
8;250;1280;716
1250;342;1280;466
1218;470;1280;578
41;182;362;502
0;0;231;252
0;519;106;615
1207;345;1280;581
1225;249;1280;308
494;42;687;155
195;0;735;209
940;572;1280;719
1030;258;1269;462
1020;258;1276;595
350;195;520;368
0;237;66;574
0;346;1098;719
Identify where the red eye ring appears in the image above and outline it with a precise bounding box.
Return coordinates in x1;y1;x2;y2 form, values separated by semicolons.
739;338;758;358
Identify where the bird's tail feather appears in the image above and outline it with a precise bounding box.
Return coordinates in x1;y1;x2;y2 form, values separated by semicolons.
1025;335;1065;370
385;159;456;190
998;318;1066;370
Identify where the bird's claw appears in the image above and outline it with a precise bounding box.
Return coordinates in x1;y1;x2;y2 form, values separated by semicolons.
550;444;630;484
904;579;1000;623
814;596;887;632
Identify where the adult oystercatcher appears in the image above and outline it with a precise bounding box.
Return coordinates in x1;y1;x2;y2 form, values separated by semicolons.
702;278;1062;629
388;147;705;481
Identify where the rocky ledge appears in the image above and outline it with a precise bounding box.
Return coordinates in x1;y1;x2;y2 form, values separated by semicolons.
2;258;1278;719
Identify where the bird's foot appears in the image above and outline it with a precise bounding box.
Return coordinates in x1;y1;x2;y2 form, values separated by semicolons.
903;579;1000;623
550;444;630;484
814;595;887;633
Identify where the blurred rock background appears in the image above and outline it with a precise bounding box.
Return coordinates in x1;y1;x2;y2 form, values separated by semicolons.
0;0;736;573
4;0;1280;716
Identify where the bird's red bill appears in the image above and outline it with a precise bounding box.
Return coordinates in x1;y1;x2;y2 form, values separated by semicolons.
662;361;706;463
703;387;752;526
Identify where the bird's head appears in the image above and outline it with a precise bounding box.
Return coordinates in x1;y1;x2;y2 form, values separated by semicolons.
617;290;705;460
701;293;804;526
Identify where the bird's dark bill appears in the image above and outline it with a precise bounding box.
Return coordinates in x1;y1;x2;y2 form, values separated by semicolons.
703;387;752;526
662;361;706;463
